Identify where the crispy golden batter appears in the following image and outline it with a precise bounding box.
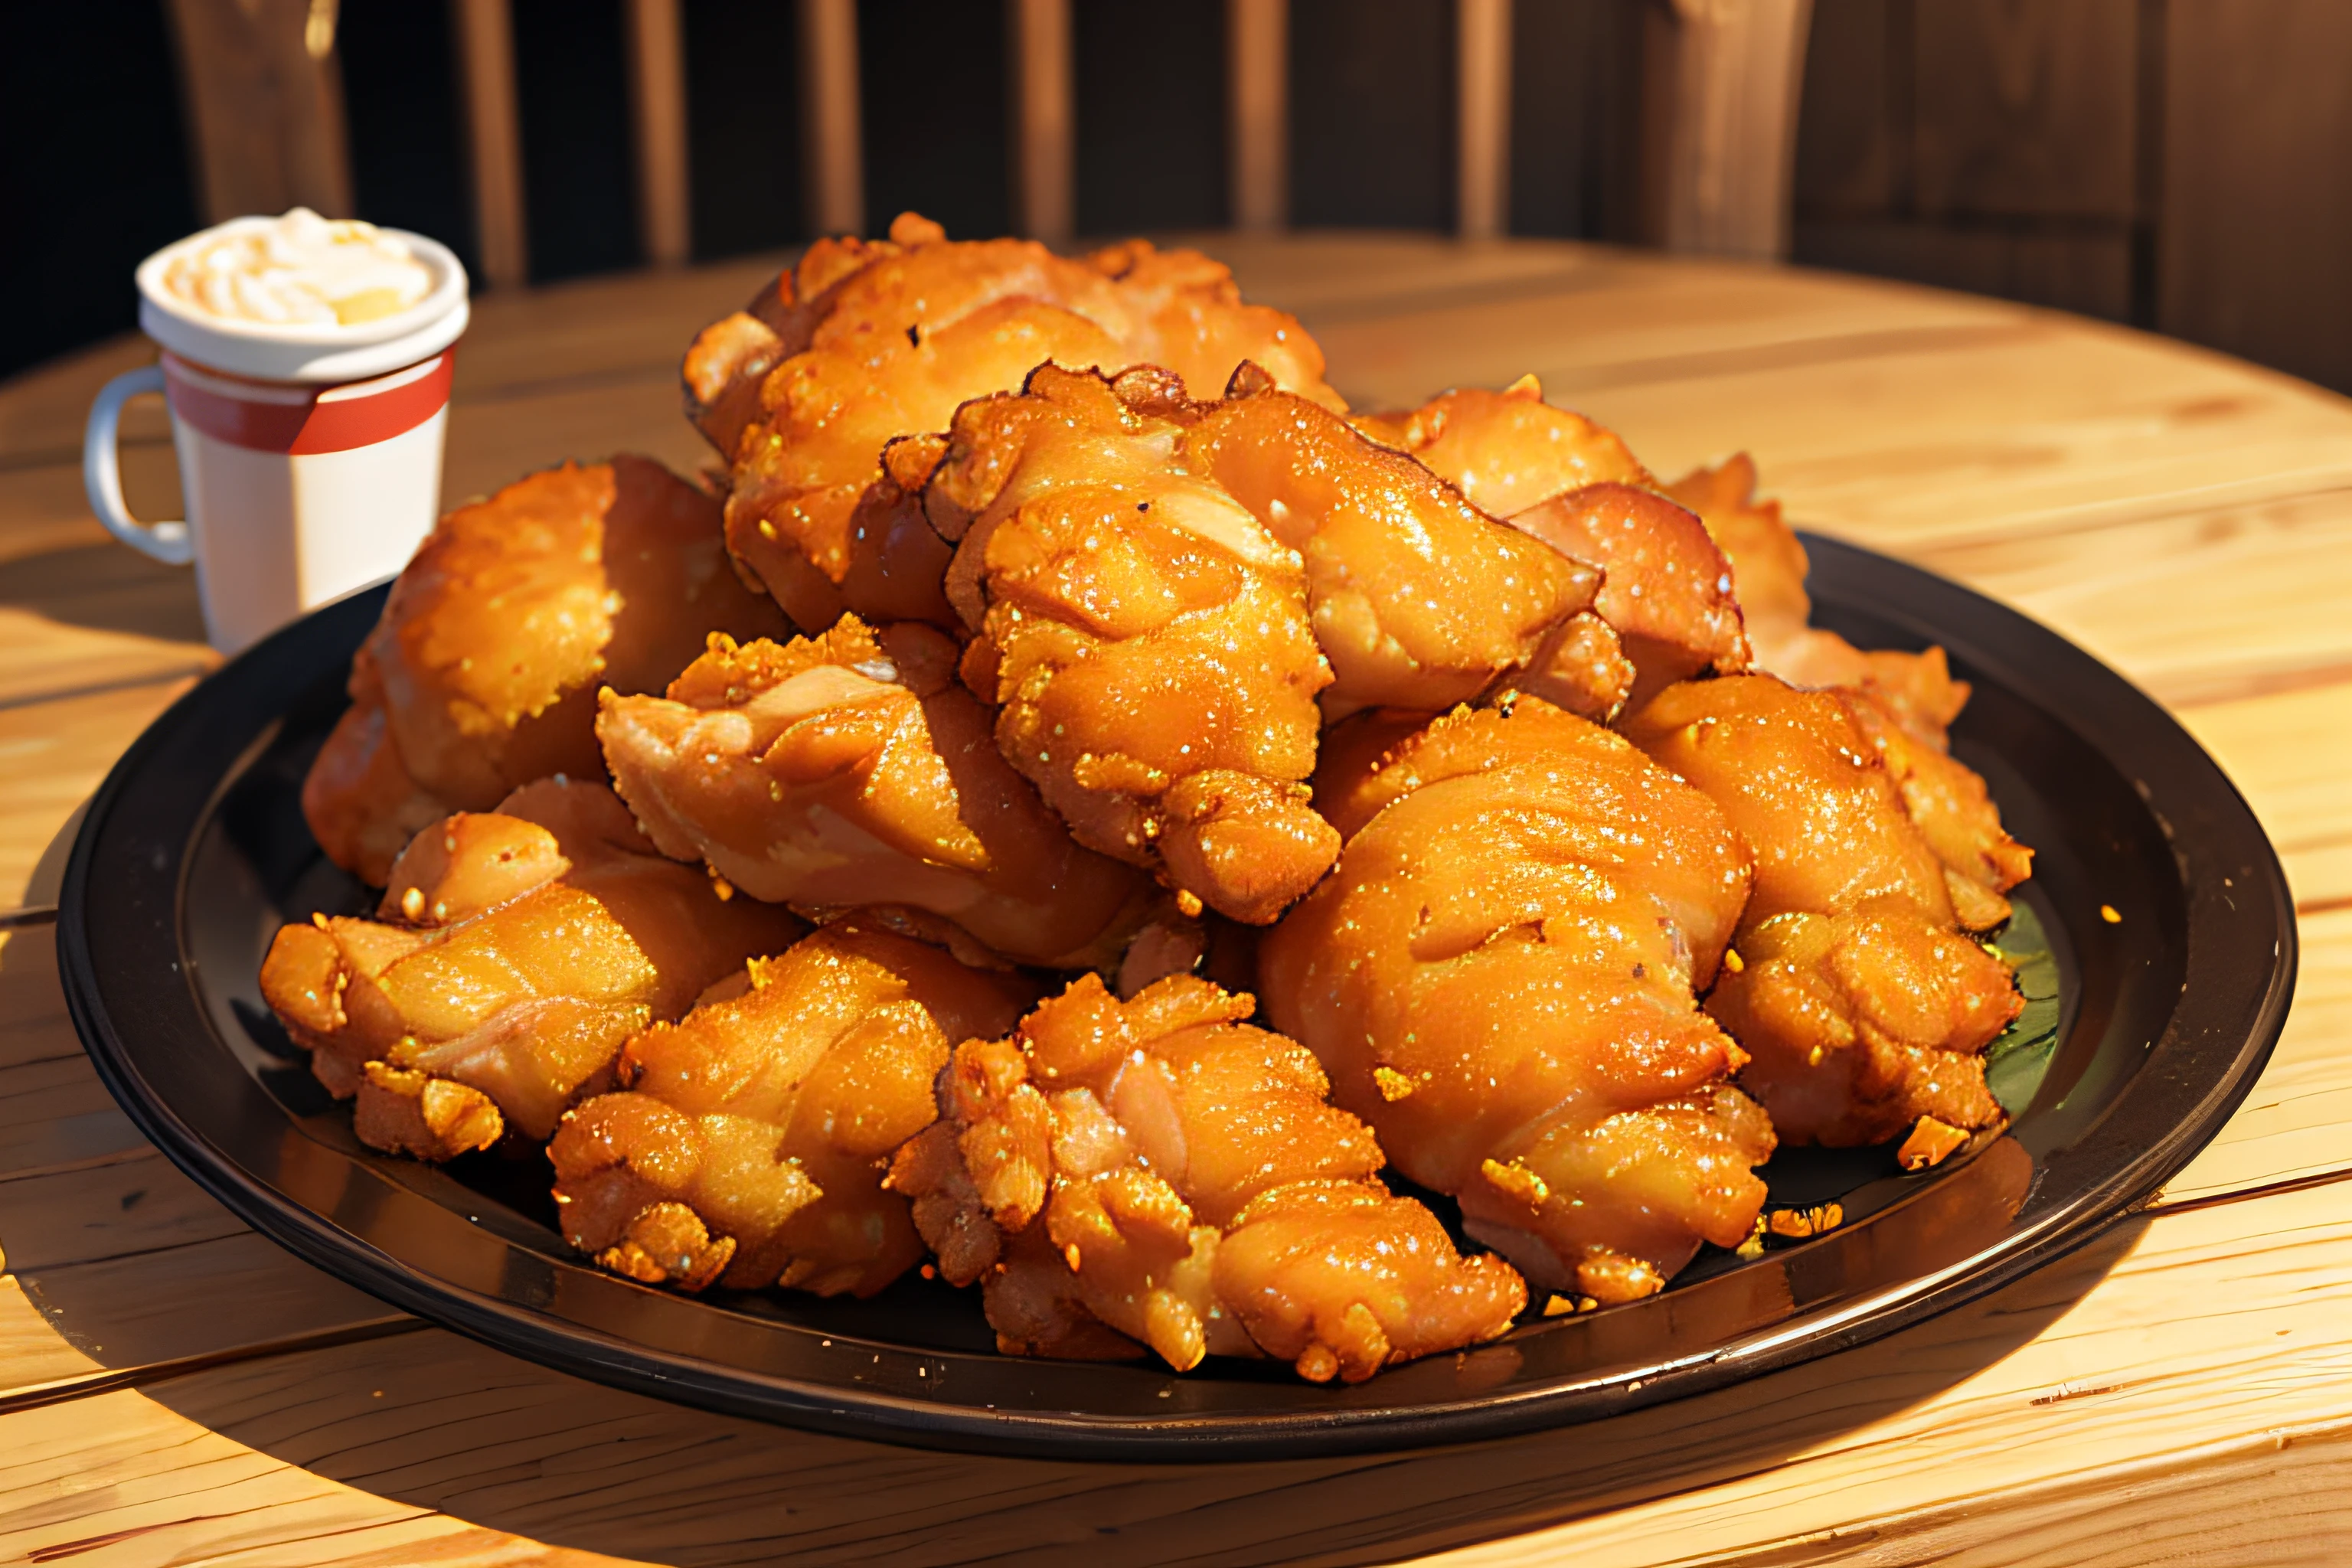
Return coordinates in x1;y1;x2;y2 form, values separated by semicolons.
1663;456;2031;913
1261;698;1775;1302
259;781;802;1161
548;920;1034;1297
1663;456;1948;719
302;457;790;884
1506;484;1749;707
1361;378;1746;707
596;615;1153;968
1354;375;1653;509
686;213;1344;632
916;363;1337;923
888;974;1525;1380
1624;676;2021;1148
1841;690;2034;929
1660;457;1808;651
1183;368;1619;720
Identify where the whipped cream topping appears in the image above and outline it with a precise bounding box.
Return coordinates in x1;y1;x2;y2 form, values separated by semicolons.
159;208;436;328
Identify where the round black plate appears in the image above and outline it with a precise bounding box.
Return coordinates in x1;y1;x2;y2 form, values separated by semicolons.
57;535;2296;1460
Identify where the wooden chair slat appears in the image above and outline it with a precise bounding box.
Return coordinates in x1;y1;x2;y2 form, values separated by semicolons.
451;0;528;288
1009;0;1075;247
1458;0;1513;239
1649;0;1814;259
162;0;354;225
1227;0;1289;232
151;0;1828;297
625;0;692;267
798;0;865;239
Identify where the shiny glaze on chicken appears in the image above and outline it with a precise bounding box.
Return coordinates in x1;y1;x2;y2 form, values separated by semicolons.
1184;368;1622;720
1624;675;2023;1148
683;213;1344;632
596;615;1153;968
1354;375;1652;508
302;457;790;884
1262;697;1775;1302
1662;457;2031;920
917;362;1338;923
1662;456;1953;720
1361;377;1747;707
1841;687;2034;928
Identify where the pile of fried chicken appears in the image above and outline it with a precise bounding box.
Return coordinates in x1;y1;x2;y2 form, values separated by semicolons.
261;214;2032;1384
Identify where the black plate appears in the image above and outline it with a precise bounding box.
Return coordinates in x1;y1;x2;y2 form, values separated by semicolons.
56;534;2296;1460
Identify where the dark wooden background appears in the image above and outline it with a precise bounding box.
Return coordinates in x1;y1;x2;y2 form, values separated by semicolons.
1794;0;2352;400
8;1;2350;400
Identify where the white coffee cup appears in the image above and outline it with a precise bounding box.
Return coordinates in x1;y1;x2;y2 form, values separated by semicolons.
83;217;470;653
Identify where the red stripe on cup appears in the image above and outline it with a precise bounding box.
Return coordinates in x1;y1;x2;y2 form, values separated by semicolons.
162;351;455;455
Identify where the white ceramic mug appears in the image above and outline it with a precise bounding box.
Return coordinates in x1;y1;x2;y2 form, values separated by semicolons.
83;219;470;653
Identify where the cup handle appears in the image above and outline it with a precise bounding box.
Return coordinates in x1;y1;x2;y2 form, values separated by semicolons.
83;364;194;567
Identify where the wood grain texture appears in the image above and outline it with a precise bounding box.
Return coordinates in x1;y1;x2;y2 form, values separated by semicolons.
1008;0;1075;247
1456;0;1512;240
1648;0;1815;259
2163;910;2352;1206
8;1183;2352;1567
1789;0;2147;325
1791;0;1895;220
0;680;192;910
452;0;529;289
1793;219;2132;324
162;0;355;224
1227;0;1289;230
1912;0;2139;221
797;0;864;237
0;923;422;1396
0;237;2346;1565
2161;0;2352;396
624;0;691;269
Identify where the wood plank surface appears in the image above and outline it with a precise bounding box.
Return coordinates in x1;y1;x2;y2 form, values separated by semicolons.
0;235;2346;1565
0;681;193;910
6;1180;2352;1567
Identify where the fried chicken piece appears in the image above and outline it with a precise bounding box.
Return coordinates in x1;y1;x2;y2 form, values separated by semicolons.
1305;707;1440;839
1181;367;1620;720
888;974;1525;1380
1260;697;1775;1302
1364;378;1747;710
684;212;1344;632
1841;689;2034;929
302;457;792;884
1662;456;1946;721
596;614;1153;968
299;662;449;890
259;780;803;1160
915;363;1337;923
1663;456;2031;914
1114;907;1263;1001
1623;676;2021;1148
548;920;1034;1297
1504;484;1747;709
1354;374;1653;508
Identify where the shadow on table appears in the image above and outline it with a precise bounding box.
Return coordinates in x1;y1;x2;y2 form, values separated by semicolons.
0;541;206;648
124;1218;2141;1568
0;825;402;1370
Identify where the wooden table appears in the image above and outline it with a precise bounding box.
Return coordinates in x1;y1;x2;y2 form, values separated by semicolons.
2;234;2347;1567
